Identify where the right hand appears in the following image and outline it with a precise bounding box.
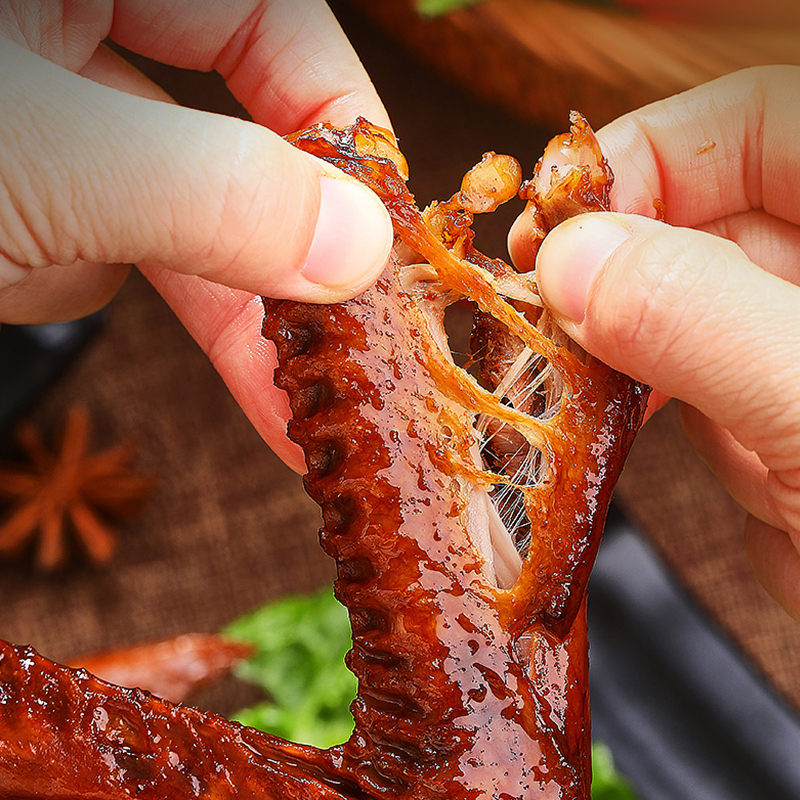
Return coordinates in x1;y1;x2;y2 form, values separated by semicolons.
509;66;800;621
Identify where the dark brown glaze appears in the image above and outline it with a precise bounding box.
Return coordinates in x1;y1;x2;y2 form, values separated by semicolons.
0;642;360;800
265;117;648;799
0;116;648;800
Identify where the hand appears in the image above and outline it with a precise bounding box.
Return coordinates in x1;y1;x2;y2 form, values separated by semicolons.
508;66;800;620
0;1;394;470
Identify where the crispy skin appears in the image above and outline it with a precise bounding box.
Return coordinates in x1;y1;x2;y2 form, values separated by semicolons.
0;115;647;800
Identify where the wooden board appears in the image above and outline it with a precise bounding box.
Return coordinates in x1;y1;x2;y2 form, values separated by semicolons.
347;0;800;128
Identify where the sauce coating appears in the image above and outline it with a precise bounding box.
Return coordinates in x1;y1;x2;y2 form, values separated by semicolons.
0;115;647;800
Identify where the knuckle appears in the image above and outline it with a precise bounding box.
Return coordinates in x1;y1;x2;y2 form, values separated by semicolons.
0;171;58;269
206;134;314;283
596;230;719;371
768;468;800;533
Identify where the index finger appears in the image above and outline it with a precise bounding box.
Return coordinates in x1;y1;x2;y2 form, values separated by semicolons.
597;65;800;228
110;0;390;131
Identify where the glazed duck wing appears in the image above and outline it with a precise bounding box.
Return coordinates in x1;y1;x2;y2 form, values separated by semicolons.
264;115;648;799
0;115;647;800
0;642;362;800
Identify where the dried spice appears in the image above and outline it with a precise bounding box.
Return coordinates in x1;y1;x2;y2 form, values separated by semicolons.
0;405;154;571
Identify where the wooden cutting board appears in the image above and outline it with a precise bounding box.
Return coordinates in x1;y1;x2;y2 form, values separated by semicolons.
347;0;800;128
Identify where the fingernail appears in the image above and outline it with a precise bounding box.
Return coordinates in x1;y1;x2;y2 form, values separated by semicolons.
301;176;393;289
536;214;632;322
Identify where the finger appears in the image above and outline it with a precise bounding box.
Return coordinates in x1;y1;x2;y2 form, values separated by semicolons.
141;265;307;473
0;261;130;324
643;390;670;422
79;39;172;102
508;67;800;276
0;44;171;323
534;212;800;476
110;0;390;131
0;37;393;319
0;0;111;71
610;207;800;427
700;209;800;284
596;65;800;227
0;43;167;323
679;404;783;530
71;41;305;471
744;516;800;622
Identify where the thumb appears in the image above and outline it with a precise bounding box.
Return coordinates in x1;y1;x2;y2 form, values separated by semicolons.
535;211;800;471
0;39;392;304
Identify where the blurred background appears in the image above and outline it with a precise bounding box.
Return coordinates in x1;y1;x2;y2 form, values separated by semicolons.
1;2;799;798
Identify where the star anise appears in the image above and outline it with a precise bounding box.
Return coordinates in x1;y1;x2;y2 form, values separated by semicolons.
0;405;154;572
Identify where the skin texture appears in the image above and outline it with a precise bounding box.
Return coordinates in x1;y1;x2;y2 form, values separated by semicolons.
0;0;394;469
509;65;800;621
0;118;647;800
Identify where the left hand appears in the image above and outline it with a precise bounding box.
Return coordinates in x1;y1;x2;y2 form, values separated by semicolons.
0;1;392;472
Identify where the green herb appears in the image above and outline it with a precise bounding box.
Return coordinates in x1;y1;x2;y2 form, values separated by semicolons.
226;587;638;797
415;0;484;17
224;586;357;749
591;742;639;800
414;0;618;17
